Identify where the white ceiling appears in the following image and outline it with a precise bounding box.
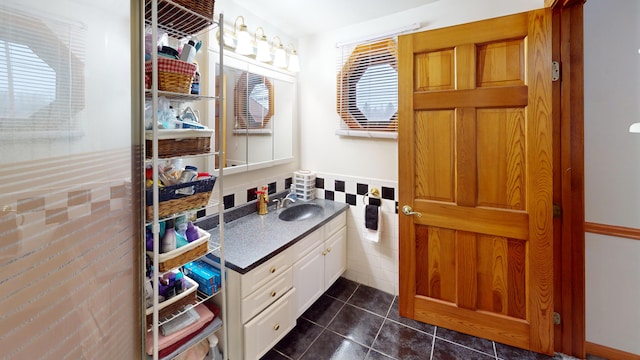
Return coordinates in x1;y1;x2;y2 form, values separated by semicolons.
230;0;440;35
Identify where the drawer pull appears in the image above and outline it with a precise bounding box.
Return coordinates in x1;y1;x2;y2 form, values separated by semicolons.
270;267;276;274
271;290;277;297
273;324;280;331
326;247;331;253
322;250;327;256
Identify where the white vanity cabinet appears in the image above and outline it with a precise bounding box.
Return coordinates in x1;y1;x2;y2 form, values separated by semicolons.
292;212;347;317
222;211;347;360
223;251;295;360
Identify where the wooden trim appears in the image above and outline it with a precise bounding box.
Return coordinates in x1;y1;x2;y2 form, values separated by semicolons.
551;1;586;358
584;222;640;241
585;342;640;360
546;0;587;8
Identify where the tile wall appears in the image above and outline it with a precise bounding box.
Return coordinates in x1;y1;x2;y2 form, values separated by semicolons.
203;171;400;295
314;172;399;295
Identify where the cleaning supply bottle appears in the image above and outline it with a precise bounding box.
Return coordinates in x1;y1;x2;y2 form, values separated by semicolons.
207;334;223;360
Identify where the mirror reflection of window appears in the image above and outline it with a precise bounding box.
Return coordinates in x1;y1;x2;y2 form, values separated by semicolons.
0;41;56;119
249;83;269;126
234;71;274;130
0;5;85;139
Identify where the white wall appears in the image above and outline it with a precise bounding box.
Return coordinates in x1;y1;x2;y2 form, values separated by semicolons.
584;0;640;355
297;0;543;294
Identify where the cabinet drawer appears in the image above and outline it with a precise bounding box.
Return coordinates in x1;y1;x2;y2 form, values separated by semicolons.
325;212;346;238
241;267;292;323
244;288;296;360
241;250;292;298
291;227;323;262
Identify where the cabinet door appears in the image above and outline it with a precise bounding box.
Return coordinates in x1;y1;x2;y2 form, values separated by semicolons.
244;289;296;360
293;243;324;317
324;226;347;291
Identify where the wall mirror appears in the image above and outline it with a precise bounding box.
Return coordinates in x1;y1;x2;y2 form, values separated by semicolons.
207;52;295;174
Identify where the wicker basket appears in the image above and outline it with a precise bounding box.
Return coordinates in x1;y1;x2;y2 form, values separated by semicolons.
148;227;210;272
145;0;215;38
173;0;214;18
145;129;213;159
146;176;216;220
145;273;199;325
145;57;197;93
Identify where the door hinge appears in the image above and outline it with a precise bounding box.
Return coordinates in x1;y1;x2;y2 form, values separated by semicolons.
552;61;561;82
553;312;561;325
553;204;562;218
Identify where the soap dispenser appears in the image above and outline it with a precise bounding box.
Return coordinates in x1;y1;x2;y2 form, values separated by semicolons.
256;186;269;215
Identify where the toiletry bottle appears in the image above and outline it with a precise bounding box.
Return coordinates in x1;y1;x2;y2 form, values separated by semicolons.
191;62;200;95
256;189;268;215
176;165;198;195
175;215;188;236
185;221;199;242
180;40;196;63
161;219;176;253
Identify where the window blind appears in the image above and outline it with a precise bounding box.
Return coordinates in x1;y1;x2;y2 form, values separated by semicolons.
336;37;398;134
0;5;85;135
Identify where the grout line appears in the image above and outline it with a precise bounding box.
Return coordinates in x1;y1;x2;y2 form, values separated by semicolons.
433;336;499;358
272;348;293;359
429;327;437;360
493;341;498;359
383;317;435;336
296;284;358;360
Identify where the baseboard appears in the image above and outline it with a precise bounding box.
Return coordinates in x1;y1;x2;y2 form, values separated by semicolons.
586;342;640;360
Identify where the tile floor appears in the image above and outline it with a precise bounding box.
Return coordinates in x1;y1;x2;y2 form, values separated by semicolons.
260;277;606;360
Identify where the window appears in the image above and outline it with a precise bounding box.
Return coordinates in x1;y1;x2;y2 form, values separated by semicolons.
336;38;398;137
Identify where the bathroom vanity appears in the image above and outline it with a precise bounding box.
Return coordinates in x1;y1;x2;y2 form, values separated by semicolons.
205;199;348;360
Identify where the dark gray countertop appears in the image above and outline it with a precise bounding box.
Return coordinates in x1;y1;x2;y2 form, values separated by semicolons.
203;199;348;274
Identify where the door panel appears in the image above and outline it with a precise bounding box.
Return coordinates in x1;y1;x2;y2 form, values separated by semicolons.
476;108;526;210
415;111;455;202
398;9;553;355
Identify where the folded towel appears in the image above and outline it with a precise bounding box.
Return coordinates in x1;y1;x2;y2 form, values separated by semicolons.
363;205;381;243
365;205;379;230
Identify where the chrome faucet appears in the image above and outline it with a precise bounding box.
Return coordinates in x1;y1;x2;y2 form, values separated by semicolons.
281;196;296;208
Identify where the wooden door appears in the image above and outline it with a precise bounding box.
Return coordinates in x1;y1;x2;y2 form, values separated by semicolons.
398;9;554;355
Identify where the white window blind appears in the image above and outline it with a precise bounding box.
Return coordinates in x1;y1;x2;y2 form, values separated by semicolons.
336;37;398;136
0;5;85;137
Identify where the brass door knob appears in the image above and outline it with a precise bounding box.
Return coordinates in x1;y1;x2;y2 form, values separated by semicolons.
401;205;422;217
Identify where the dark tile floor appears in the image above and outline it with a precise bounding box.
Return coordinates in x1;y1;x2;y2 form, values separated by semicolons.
261;277;606;360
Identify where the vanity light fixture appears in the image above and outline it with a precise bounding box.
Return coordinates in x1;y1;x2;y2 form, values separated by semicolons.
287;45;300;72
272;36;287;68
234;16;253;56
255;27;271;62
630;122;640;133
